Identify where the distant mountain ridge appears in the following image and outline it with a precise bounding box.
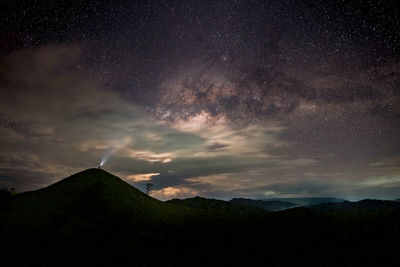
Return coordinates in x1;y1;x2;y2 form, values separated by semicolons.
1;169;400;266
265;197;345;206
167;196;262;216
311;199;400;210
229;197;400;211
229;198;299;211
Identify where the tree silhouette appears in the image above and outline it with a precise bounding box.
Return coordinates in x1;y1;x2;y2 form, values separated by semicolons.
145;183;154;195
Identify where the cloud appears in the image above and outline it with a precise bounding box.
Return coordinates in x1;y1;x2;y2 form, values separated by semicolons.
0;45;211;189
1;45;399;201
125;173;160;182
151;186;199;200
358;176;400;188
0;45;292;194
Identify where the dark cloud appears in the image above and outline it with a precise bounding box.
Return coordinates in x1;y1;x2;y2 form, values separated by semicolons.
206;143;229;152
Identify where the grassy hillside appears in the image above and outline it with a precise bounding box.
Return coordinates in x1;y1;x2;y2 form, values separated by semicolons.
1;168;191;229
0;169;197;266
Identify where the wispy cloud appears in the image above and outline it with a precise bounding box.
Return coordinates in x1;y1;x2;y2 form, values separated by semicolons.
1;45;399;200
125;173;160;182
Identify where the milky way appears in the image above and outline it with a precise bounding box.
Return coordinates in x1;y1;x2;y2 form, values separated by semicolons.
0;0;399;200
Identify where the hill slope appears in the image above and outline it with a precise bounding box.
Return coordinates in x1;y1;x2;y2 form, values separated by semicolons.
2;168;188;227
1;169;400;266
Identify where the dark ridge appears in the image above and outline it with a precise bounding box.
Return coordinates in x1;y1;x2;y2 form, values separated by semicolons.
265;197;345;206
167;196;263;216
1;169;400;266
311;199;400;210
230;197;299;211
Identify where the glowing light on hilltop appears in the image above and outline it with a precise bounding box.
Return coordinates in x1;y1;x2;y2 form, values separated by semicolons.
99;148;114;167
99;159;106;167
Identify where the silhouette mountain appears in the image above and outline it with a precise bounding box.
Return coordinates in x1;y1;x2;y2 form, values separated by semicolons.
1;169;400;266
167;196;262;216
311;199;400;210
230;198;299;211
266;197;345;206
2;168;188;228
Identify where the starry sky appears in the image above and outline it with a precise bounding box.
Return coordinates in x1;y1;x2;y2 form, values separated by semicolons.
1;0;400;200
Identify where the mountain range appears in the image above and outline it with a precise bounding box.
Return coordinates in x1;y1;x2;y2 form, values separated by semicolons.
229;198;300;211
1;169;399;266
265;197;345;206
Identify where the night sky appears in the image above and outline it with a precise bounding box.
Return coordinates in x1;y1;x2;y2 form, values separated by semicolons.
1;0;399;200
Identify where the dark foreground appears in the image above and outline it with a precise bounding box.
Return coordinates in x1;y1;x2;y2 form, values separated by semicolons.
1;169;399;266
